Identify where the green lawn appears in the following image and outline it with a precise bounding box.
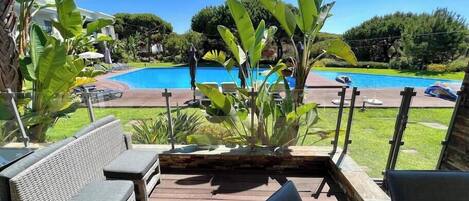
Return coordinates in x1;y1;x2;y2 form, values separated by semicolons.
46;107;452;177
314;67;465;80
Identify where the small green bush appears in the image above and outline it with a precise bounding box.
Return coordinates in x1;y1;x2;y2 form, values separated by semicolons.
318;58;389;69
173;55;184;64
358;61;390;69
427;64;448;72
132;109;203;144
447;57;469;72
389;57;412;69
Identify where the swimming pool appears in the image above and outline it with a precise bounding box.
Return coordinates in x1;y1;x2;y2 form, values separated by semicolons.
108;67;461;89
314;71;461;89
109;67;283;89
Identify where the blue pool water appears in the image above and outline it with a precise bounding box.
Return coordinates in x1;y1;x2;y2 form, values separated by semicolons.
109;67;282;89
108;67;461;89
314;71;461;89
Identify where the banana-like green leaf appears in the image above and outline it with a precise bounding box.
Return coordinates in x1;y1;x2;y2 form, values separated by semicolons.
86;19;113;36
30;24;48;70
315;2;335;31
286;103;318;122
96;34;113;42
224;58;236;71
19;56;36;81
227;0;255;52
196;83;231;114
296;0;319;34
312;39;358;66
217;25;246;65
260;0;297;37
55;0;83;39
203;50;227;65
37;38;68;90
249;20;266;67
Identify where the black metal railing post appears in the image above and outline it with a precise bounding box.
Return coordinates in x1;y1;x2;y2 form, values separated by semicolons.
385;87;416;172
342;87;360;154
163;89;175;150
249;88;257;142
84;88;96;123
331;86;347;155
6;89;29;147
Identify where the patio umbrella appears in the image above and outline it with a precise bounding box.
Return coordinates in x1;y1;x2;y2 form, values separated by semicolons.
79;52;104;59
188;44;198;91
239;63;249;88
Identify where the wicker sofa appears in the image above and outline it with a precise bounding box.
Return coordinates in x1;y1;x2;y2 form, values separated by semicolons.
0;116;160;201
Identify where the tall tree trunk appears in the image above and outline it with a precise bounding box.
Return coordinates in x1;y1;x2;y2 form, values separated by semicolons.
0;0;22;92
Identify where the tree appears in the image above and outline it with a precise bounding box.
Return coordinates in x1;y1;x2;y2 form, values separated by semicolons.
191;0;295;60
343;12;416;62
114;13;172;53
0;0;22;92
403;9;468;66
344;9;468;66
163;31;204;63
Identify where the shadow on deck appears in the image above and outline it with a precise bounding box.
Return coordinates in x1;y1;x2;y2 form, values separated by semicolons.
151;169;347;201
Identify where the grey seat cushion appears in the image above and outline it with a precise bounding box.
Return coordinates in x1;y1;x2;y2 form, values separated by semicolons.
0;137;74;201
71;180;134;201
267;181;302;201
73;116;117;138
104;150;159;180
386;170;469;201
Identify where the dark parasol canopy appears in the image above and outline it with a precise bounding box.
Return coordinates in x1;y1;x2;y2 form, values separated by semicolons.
239;62;249;88
188;44;198;90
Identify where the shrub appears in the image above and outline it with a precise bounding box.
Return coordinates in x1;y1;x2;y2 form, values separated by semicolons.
0;121;17;146
427;64;448;72
173;55;183;64
358;61;390;69
389;57;412;69
132;109;203;144
447;57;469;72
316;58;390;69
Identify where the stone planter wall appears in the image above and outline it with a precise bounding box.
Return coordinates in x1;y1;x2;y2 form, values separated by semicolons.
439;68;469;170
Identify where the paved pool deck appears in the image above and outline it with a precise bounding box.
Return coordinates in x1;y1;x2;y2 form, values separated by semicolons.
92;69;458;108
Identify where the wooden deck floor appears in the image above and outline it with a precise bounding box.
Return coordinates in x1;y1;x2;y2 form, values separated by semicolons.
150;170;348;201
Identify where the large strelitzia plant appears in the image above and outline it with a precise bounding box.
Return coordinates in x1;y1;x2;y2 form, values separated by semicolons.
260;0;358;105
19;0;113;142
197;0;321;148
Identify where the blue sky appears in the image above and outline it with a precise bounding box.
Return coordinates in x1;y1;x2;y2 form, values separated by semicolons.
76;0;469;34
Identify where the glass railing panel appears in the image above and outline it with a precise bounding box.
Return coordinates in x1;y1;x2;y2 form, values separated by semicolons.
395;106;454;171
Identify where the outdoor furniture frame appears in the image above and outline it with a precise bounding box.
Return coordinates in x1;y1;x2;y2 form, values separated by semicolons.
4;116;137;201
103;149;161;201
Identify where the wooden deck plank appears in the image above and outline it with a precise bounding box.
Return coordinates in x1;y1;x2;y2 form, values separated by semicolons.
150;171;347;201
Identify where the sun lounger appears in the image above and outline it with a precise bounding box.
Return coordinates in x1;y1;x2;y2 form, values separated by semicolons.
89;89;124;103
269;82;285;102
221;82;237;95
